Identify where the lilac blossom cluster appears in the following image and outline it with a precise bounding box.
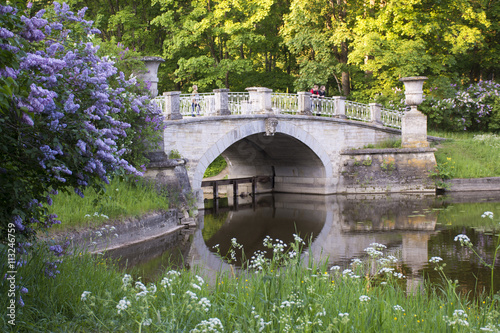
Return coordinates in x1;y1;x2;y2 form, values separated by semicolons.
427;81;500;131
1;2;164;237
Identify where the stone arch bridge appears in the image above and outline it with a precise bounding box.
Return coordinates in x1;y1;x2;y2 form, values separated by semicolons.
147;89;436;208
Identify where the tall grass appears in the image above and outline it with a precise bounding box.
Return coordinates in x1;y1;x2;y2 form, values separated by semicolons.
431;132;500;178
47;178;169;231
2;236;499;332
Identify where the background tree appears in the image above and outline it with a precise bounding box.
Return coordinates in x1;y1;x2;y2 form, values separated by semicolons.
348;0;494;101
281;0;364;96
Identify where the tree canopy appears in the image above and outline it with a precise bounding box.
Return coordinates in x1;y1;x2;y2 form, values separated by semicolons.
42;0;499;99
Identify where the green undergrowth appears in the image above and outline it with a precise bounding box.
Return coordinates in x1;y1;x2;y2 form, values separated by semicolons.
362;138;402;149
47;178;169;232
430;131;500;179
2;237;499;332
203;155;228;178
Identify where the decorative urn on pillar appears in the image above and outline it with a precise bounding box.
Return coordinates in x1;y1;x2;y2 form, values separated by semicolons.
139;56;165;97
400;76;429;148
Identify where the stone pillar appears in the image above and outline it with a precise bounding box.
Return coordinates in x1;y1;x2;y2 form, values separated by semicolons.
332;96;346;118
139;57;165;97
400;77;429;148
213;88;230;115
369;103;383;125
298;91;312;116
402;112;429;147
246;87;273;114
163;91;182;120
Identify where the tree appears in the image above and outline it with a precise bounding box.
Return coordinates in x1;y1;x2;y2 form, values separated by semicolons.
151;0;284;91
281;0;363;96
0;1;163;240
348;0;495;100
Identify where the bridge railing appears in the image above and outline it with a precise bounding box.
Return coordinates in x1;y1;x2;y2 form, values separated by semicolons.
381;107;403;129
154;90;402;129
345;100;371;122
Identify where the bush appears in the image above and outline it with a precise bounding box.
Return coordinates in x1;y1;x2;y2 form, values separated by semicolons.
420;81;500;132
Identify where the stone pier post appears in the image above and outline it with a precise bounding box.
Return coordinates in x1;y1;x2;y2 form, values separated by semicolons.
400;76;429;148
163;91;182;120
402;111;429;147
246;87;273;114
369;103;383;125
214;88;230;115
332;96;346;118
298;91;312;116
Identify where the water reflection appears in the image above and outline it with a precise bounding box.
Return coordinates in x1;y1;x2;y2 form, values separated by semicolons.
198;193;500;294
106;192;500;295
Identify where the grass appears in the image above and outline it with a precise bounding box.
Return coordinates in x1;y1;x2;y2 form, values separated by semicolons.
361;138;402;149
430;131;500;179
2;237;499;332
47;178;169;232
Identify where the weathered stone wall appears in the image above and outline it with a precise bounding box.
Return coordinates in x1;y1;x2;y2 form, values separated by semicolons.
339;148;437;194
144;152;192;206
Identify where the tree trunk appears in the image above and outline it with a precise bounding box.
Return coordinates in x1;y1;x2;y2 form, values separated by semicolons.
342;71;350;96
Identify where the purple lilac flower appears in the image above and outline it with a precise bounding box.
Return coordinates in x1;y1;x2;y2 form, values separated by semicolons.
13;215;24;231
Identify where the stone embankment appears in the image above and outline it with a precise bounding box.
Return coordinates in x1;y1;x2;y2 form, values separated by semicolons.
443;177;500;192
48;209;197;254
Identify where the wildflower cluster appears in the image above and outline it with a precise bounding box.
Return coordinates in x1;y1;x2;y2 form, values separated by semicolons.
443;309;469;328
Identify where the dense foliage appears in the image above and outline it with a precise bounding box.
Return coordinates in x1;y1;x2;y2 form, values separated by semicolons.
43;0;500;101
0;0;163;240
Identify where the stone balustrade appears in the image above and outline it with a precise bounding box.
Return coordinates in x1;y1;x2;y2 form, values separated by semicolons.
152;88;400;129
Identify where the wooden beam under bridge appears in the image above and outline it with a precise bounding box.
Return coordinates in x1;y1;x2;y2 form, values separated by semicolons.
201;176;271;200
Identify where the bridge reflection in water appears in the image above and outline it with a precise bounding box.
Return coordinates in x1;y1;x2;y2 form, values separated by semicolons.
188;193;438;290
106;192;500;295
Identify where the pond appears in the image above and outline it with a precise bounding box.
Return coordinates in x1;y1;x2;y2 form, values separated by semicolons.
106;192;500;296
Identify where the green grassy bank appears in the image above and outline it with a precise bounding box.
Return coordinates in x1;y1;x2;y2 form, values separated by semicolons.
2;237;499;332
430;132;500;179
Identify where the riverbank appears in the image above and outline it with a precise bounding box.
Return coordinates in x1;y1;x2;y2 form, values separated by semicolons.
3;232;499;332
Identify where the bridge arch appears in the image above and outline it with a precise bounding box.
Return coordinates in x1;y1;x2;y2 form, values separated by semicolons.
192;119;334;193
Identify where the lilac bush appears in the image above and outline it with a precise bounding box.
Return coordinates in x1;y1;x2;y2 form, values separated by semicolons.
0;1;163;239
421;80;500;132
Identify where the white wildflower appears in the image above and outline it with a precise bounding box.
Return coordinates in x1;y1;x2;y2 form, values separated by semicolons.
116;297;131;314
359;295;371;302
186;290;198;300
190;317;223;333
454;234;472;246
122;274;132;288
429;256;443;263
195;275;205;285
393;305;405;311
351;259;362;266
81;291;91;301
198;297;211;312
231;237;243;249
444;309;469;327
481;211;494;219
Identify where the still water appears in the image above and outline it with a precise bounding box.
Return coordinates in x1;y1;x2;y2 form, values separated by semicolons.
107;192;500;295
